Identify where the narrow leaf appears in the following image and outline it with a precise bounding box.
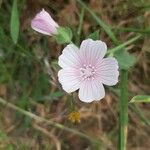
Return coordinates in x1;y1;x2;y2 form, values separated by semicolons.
10;0;19;44
130;95;150;103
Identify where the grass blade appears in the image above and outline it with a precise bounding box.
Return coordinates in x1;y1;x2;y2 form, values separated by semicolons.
111;26;150;34
129;105;150;126
10;0;19;44
130;95;150;103
76;7;85;45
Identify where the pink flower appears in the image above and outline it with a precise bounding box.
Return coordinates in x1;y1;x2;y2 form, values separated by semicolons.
58;39;119;103
31;9;59;35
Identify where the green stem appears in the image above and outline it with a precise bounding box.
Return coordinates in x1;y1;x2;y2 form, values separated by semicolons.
111;26;150;34
107;35;142;55
119;70;128;150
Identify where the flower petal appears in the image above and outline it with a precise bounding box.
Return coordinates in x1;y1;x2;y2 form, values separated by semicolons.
80;39;107;65
31;9;58;35
96;57;119;86
58;68;81;93
31;19;56;35
58;44;81;69
79;80;105;103
39;9;58;28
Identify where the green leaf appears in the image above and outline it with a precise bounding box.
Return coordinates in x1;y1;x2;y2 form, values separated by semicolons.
87;30;100;40
54;27;72;44
130;95;150;103
114;50;136;70
10;0;19;44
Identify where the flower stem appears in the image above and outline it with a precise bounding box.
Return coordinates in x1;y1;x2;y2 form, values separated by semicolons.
119;70;128;150
76;7;85;46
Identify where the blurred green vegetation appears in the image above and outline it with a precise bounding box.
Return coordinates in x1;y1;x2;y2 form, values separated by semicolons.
0;0;150;149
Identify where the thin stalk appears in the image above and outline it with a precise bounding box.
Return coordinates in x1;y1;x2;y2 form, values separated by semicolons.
107;35;142;55
76;7;85;45
119;70;128;150
111;26;150;34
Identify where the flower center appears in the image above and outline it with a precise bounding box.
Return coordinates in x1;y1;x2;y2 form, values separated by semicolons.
80;64;96;80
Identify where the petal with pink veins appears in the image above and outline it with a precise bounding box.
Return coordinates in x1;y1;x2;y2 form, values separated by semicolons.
58;44;81;69
96;57;119;86
58;68;82;93
79;80;105;103
80;39;107;65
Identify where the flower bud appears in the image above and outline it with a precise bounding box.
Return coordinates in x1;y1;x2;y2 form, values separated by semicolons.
31;9;59;36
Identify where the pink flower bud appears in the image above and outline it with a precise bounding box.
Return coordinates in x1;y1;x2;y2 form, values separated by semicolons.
31;9;59;36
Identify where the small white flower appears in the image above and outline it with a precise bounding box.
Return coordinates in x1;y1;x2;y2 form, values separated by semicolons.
58;39;119;103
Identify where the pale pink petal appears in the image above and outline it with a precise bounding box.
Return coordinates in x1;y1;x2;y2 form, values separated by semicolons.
96;57;119;86
31;9;59;35
80;39;107;65
58;68;82;93
58;44;81;69
79;80;105;103
31;20;57;35
38;9;58;28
